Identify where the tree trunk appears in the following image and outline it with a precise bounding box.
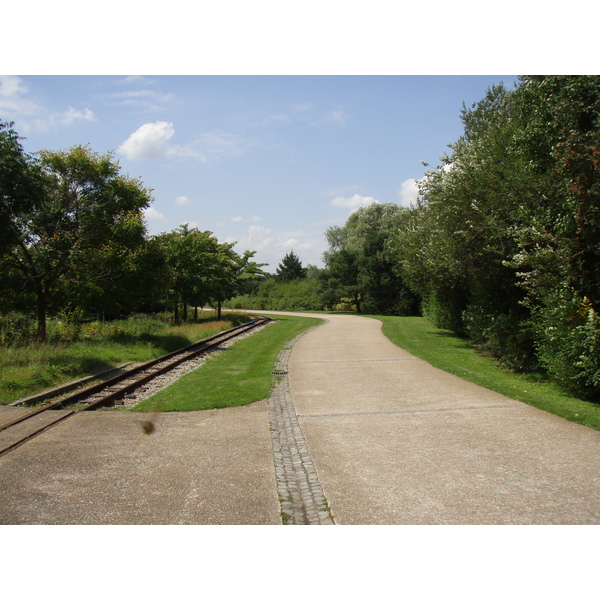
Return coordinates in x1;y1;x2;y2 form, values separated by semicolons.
36;284;48;343
174;299;179;324
217;298;222;319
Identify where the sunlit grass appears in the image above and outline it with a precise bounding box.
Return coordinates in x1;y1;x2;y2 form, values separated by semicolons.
130;314;322;412
0;313;252;404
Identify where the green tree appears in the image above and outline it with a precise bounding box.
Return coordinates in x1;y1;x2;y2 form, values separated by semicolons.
1;143;153;341
159;225;267;321
0;121;49;256
321;203;418;314
275;250;307;282
210;244;266;318
508;76;600;397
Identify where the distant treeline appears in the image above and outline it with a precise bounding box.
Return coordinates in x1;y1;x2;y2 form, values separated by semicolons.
230;76;600;401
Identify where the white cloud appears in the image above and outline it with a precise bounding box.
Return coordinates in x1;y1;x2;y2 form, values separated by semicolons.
312;109;351;128
237;225;274;252
0;75;39;118
331;193;379;209
195;132;245;158
231;215;262;223
277;238;313;251
324;185;359;197
119;124;247;162
292;102;313;112
1;76;96;132
118;121;177;160
326;110;351;125
175;195;190;205
143;206;166;221
62;107;95;124
398;178;420;207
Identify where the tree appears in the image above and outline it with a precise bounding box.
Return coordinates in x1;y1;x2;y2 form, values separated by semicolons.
210;244;266;318
275;250;307;282
158;225;267;321
320;203;418;314
1;143;153;341
0;121;48;256
394;76;600;396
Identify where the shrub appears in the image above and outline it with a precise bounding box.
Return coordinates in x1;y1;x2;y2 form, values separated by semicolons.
533;288;600;400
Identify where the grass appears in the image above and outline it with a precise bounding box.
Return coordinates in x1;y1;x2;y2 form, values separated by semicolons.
129;314;322;412
0;312;252;404
371;315;600;431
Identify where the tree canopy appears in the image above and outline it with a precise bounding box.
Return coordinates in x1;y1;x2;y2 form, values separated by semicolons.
275;250;307;282
0;122;266;339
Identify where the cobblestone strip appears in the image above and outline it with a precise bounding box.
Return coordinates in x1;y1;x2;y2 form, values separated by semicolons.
269;335;335;525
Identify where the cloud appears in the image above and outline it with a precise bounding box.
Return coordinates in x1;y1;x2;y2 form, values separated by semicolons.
143;206;166;221
331;193;379;209
235;225;274;252
311;109;352;128
0;75;40;119
195;132;245;157
118;121;198;161
175;195;190;205
398;178;420;207
62;107;95;124
277;238;313;251
231;215;262;223
292;102;314;112
119;121;175;160
325;110;351;125
1;76;96;132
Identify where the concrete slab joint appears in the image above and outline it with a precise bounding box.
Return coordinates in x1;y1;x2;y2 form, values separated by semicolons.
268;329;335;525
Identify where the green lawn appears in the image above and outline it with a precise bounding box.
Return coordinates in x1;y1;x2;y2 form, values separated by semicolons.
372;315;600;431
129;314;322;412
0;312;252;404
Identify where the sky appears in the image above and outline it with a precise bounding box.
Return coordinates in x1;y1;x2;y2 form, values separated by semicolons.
1;74;520;271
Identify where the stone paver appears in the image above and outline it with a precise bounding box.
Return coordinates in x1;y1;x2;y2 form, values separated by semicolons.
268;334;334;524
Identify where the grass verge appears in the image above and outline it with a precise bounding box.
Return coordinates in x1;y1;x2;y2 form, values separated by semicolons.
0;312;251;404
129;314;322;412
372;315;600;431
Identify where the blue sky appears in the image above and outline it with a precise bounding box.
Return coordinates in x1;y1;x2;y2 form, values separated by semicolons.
1;74;520;271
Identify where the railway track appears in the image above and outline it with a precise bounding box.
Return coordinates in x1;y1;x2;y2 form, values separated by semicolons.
0;316;272;457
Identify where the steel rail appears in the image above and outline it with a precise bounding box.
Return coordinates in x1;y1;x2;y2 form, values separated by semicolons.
0;316;271;454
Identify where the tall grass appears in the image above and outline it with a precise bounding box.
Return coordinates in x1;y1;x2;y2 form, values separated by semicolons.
0;312;251;404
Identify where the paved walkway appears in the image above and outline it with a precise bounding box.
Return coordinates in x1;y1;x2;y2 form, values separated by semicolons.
287;314;600;524
0;312;599;524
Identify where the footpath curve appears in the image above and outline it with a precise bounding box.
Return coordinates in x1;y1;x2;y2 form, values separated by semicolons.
1;310;598;524
278;311;600;524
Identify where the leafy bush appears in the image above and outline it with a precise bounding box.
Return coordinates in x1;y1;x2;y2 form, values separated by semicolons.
225;278;323;312
533;289;600;400
462;304;538;372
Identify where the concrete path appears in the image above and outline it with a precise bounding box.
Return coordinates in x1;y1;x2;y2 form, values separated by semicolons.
287;314;600;524
0;403;281;524
0;311;599;525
